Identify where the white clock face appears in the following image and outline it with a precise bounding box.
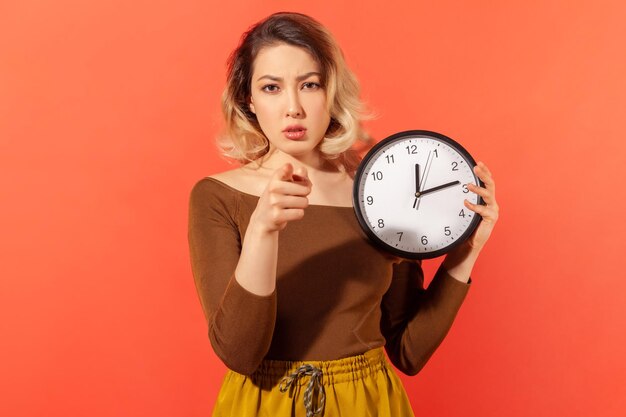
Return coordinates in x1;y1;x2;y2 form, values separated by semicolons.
354;132;482;259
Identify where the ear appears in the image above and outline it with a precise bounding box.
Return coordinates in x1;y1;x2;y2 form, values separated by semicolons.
248;97;256;114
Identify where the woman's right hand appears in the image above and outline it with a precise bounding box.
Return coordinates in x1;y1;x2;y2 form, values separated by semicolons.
250;163;312;233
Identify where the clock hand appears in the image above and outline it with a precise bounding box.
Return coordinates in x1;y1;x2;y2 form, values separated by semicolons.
413;163;420;209
415;163;420;194
415;152;433;210
418;180;461;197
419;151;433;192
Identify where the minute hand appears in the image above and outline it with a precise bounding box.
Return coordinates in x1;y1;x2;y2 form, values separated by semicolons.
417;180;460;197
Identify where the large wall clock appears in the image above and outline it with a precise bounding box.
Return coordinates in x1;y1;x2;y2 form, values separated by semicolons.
353;130;484;259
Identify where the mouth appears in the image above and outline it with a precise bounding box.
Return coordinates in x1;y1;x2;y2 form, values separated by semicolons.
282;126;307;140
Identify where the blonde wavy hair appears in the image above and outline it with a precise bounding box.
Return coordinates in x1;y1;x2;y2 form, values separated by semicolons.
218;12;371;173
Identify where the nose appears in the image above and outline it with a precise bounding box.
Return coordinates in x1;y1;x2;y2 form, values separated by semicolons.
286;89;304;118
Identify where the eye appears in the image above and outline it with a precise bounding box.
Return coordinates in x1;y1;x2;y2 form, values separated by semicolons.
302;82;321;90
261;84;280;93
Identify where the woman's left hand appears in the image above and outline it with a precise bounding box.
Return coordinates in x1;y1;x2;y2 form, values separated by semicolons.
463;161;499;251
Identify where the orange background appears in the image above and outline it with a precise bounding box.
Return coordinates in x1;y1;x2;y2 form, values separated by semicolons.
1;1;625;416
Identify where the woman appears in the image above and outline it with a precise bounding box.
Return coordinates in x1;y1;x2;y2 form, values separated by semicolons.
188;12;499;417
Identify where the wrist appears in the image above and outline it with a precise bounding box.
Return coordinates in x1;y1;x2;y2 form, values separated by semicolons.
247;220;278;239
248;209;280;236
442;242;480;283
450;240;481;258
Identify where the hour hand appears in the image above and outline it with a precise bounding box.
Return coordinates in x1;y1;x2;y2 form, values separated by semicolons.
418;180;460;197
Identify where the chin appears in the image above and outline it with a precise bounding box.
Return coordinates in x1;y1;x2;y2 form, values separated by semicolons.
278;136;317;147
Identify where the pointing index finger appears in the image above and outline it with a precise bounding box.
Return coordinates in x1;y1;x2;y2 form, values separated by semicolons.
276;163;294;181
292;165;310;186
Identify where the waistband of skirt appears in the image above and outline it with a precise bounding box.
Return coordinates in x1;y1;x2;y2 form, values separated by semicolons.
247;348;388;386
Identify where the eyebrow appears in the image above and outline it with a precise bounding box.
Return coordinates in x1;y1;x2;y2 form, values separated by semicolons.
256;72;322;82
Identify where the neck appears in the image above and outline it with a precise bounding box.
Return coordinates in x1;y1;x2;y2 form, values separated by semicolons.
254;148;342;174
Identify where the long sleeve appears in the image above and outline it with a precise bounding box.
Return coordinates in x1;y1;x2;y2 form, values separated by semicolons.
380;260;470;376
187;178;277;375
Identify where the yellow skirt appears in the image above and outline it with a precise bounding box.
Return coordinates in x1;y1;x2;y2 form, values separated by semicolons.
212;348;415;417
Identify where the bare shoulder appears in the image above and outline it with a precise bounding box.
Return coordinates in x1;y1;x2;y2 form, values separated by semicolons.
208;168;243;184
209;165;270;196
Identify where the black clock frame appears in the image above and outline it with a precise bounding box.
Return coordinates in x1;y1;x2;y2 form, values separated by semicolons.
352;130;485;260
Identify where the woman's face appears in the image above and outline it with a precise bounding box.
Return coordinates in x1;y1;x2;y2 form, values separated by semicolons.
249;43;331;160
